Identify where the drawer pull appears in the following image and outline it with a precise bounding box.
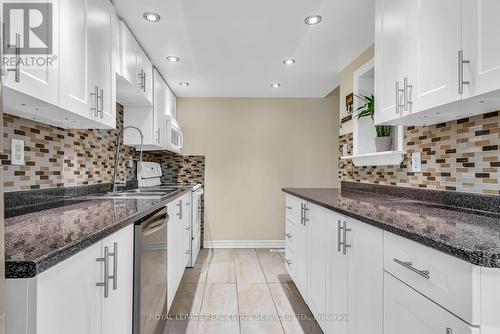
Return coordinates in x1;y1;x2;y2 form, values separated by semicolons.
285;233;292;238
393;258;430;279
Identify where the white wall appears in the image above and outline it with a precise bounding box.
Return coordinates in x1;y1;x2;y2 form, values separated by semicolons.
177;89;340;242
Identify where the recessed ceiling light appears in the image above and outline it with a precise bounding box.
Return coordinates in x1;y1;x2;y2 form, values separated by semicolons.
270;83;281;88
283;58;296;65
304;15;322;25
166;56;180;63
143;12;160;22
179;82;190;87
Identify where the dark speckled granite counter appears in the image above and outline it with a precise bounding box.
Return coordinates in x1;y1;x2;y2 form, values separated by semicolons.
5;188;190;279
283;182;500;268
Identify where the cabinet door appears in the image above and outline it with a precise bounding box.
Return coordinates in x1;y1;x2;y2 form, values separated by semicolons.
87;0;115;128
153;69;167;148
293;201;308;299
102;225;134;334
138;51;153;104
407;0;461;114
462;0;500;99
326;214;348;334
306;204;328;332
184;195;192;266
36;241;102;334
374;0;407;124
3;0;59;106
58;0;92;119
384;273;479;334
346;218;383;334
120;21;139;86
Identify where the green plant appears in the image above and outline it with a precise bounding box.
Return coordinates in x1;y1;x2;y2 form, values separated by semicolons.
352;94;392;138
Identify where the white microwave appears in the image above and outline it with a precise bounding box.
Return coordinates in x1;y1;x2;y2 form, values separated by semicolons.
166;116;183;153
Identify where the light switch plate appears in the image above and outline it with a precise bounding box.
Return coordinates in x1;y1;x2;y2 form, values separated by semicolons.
411;152;422;172
11;139;25;165
342;143;348;157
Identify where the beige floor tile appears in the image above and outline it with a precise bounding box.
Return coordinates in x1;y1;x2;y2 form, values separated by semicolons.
200;283;238;315
181;264;209;284
234;249;260;263
166;319;198;334
237;283;277;316
240;320;284;334
256;249;285;264
196;320;240;334
207;262;236;283
280;319;324;334
235;262;266;283
206;249;235;264
268;283;312;317
169;284;205;317
261;261;293;283
196;248;211;265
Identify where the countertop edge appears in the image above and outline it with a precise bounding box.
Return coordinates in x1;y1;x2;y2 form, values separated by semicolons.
282;188;498;268
6;188;191;279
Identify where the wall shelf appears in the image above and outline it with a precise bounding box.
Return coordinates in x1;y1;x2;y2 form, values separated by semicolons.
341;150;406;166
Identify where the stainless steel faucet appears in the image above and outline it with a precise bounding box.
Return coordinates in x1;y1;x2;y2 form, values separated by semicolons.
111;126;144;193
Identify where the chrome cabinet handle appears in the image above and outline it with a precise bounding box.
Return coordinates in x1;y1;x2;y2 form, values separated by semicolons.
300;203;304;225
185;202;190;206
6;33;21;82
342;221;351;255
303;204;309;225
395;81;405;114
458;50;470;94
177;200;183;219
138;69;144;90
393;258;430;279
156;128;160;144
186;226;191;230
185;250;190;255
96;246;110;298
285;233;292;238
337;220;344;252
90;86;99;116
404;77;413;111
99;88;104;118
143;71;147;92
108;242;118;290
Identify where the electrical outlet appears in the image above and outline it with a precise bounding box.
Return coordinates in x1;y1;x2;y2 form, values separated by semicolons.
11;139;25;165
342;143;348;157
411;152;422;173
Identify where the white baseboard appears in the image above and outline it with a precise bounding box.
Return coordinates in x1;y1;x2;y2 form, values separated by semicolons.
203;240;285;249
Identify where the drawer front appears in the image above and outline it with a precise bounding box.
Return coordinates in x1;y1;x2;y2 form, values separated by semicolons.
285;218;295;252
384;272;480;334
384;232;480;325
284;246;295;279
285;194;302;225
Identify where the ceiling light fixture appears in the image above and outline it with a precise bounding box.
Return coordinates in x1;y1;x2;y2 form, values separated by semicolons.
166;56;180;63
143;12;161;22
270;83;281;88
304;15;322;25
179;82;190;87
283;58;296;65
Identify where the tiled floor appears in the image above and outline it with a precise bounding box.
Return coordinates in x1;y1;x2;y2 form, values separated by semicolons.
165;248;323;334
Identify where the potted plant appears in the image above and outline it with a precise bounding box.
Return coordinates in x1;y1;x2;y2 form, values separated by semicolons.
351;94;393;152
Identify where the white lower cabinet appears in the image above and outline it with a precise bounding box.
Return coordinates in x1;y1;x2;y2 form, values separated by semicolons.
384;272;479;334
7;225;134;334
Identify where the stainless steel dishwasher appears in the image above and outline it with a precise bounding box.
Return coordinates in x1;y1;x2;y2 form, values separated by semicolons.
133;207;168;334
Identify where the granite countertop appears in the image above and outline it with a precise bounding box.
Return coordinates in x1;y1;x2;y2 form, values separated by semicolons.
5;188;190;279
282;186;500;268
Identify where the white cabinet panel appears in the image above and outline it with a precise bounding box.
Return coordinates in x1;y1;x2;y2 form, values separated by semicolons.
101;225;134;334
346;218;383;334
384;272;479;334
408;0;461;114
293;202;308;299
306;204;329;331
3;0;59;107
36;241;102;334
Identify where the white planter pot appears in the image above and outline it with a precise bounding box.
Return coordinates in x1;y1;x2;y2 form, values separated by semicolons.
375;137;392;152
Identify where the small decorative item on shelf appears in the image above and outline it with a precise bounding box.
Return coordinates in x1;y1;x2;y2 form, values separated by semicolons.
351;94;393;152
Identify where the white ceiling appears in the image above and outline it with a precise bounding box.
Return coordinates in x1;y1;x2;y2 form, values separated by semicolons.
112;0;375;98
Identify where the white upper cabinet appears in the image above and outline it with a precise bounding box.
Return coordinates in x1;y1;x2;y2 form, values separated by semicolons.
59;0;116;129
375;0;500;126
116;21;153;106
3;0;116;129
3;0;59;107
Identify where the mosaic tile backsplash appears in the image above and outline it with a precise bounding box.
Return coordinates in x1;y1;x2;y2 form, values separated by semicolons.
2;105;205;193
339;111;500;195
